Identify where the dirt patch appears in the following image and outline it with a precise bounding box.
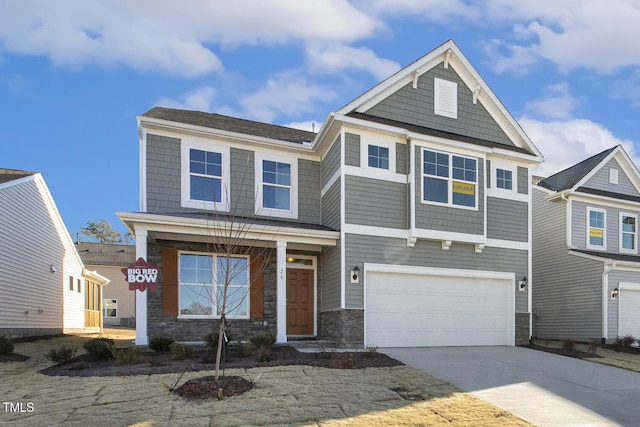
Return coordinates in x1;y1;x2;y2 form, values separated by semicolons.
173;375;254;399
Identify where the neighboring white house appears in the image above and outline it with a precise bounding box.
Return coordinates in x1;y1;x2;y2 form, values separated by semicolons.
77;242;136;327
0;168;109;338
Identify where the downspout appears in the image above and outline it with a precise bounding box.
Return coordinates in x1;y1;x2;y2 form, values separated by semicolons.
560;193;572;248
602;262;616;343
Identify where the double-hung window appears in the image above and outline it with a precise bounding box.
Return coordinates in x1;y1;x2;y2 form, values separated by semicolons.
368;145;389;169
620;213;637;253
587;207;606;250
496;169;513;190
181;141;229;211
422;149;477;208
179;253;249;319
255;153;298;218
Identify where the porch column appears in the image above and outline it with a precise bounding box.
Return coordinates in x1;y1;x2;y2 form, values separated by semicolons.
135;229;149;345
276;240;287;344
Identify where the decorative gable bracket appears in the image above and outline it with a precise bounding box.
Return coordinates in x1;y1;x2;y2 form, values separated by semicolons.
442;240;452;251
472;86;481;105
475;243;485;254
444;48;451;69
412;69;423;89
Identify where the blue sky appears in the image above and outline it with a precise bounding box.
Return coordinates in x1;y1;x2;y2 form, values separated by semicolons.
2;1;640;239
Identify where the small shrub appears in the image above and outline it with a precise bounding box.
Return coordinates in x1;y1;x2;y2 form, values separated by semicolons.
0;336;14;355
615;335;637;347
249;333;275;349
561;338;576;351
204;331;233;350
254;345;272;362
45;345;77;365
362;346;379;359
170;342;193;360
113;346;142;365
83;337;115;361
149;337;175;354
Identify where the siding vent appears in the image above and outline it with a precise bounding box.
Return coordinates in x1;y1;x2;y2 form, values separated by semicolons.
434;78;457;119
610;168;619;184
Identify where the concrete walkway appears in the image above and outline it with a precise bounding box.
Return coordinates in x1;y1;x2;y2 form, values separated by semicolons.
382;346;640;427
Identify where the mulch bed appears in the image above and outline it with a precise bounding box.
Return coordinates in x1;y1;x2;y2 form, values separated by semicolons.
0;353;29;362
602;344;640;354
524;344;602;359
35;345;403;400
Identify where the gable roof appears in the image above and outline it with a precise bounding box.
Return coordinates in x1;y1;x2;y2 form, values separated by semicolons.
0;168;36;185
141;107;315;144
538;146;619;191
76;242;136;266
332;40;542;160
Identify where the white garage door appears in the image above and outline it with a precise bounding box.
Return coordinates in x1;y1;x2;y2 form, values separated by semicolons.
365;268;514;347
619;289;640;337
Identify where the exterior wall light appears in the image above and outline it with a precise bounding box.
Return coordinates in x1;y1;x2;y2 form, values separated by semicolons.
50;264;56;273
611;288;619;300
350;266;360;284
518;277;527;291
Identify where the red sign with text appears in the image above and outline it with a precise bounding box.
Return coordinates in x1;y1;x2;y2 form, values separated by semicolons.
121;258;161;292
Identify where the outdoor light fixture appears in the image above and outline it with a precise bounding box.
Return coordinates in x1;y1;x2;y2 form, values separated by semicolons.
518;276;527;291
50;264;56;273
611;288;619;300
350;266;360;284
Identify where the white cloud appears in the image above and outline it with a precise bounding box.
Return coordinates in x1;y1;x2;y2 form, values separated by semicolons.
156;87;217;112
218;72;338;123
525;82;579;120
521;117;640;177
0;0;380;77
305;43;400;80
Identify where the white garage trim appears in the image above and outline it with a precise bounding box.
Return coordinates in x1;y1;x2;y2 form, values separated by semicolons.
618;282;640;338
364;264;515;347
620;282;640;291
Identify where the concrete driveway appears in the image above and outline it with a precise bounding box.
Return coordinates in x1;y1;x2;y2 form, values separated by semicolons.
382;346;640;427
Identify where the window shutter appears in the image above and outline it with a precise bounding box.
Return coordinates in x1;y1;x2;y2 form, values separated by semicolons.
250;255;264;319
162;249;178;317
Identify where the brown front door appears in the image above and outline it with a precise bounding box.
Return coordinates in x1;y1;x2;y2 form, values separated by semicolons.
286;268;314;335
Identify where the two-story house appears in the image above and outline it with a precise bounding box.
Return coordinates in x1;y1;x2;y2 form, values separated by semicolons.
119;40;543;348
533;145;640;343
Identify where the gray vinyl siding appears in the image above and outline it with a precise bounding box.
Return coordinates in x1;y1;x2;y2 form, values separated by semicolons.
517;167;528;195
414;146;484;234
571;201;640;254
345;175;407;229
320;243;341;310
345;133;360;167
584;158;639;197
365;65;513;147
298;159;321;223
229;148;255;216
345;234;528;310
321;178;341;230
322;136;341;187
487;197;528;242
146;133;181;214
532;188;604;341
396;142;408;174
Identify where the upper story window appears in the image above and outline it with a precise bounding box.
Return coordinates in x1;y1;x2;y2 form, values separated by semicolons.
181;140;229;211
368;145;389;169
178;252;249;319
496;168;513;190
262;160;291;210
434;77;457;119
422;148;477;209
587;207;606;250
620;213;637;254
255;153;298;219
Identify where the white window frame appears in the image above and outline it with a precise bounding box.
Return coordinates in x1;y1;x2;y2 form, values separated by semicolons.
180;139;230;211
434;77;458;119
586;207;607;250
103;299;118;318
496;168;513;190
255;152;298;219
178;252;250;320
367;144;390;170
358;133;397;175
619;212;638;254
421;147;478;211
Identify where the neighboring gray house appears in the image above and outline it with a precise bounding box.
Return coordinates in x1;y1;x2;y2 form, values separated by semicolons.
533;145;640;343
0;169;109;338
76;242;136;327
119;40;543;348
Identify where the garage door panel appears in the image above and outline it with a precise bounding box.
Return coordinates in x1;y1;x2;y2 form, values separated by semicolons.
365;270;513;347
620;290;640;337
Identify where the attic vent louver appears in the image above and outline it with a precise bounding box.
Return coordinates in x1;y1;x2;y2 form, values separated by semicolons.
434;77;457;119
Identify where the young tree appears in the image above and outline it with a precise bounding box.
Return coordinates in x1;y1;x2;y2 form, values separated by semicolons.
81;219;133;244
